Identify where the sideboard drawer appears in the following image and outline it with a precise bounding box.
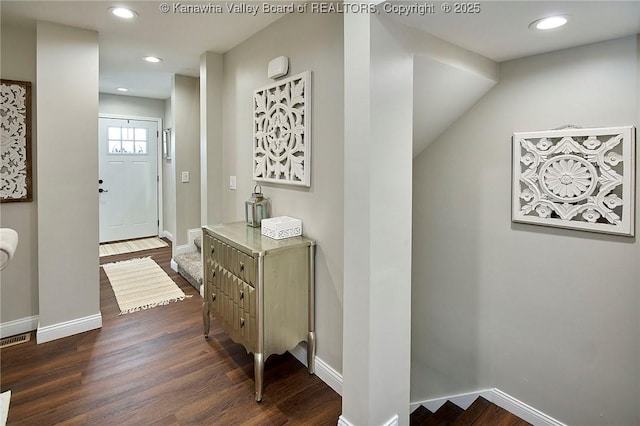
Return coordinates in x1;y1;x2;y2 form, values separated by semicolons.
236;251;256;285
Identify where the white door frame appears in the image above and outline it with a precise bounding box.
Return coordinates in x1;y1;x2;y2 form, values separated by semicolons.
98;113;164;238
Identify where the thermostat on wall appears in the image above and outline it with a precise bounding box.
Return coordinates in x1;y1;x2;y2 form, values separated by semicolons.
268;56;289;80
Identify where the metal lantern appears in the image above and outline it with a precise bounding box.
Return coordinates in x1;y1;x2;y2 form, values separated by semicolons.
245;184;271;227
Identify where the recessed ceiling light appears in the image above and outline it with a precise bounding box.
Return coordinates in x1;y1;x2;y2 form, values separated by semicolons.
109;7;138;19
116;87;129;92
530;15;568;31
142;56;163;63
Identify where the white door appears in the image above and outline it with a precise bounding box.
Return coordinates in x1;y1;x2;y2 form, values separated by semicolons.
99;117;159;243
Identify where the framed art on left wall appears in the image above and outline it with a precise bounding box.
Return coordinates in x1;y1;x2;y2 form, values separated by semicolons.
1;79;32;202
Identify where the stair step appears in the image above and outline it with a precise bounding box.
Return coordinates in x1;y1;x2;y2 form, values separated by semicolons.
410;406;434;426
410;397;532;426
174;251;202;290
451;397;491;426
427;400;464;426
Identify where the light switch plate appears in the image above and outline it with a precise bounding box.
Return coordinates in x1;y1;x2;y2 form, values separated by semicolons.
181;171;190;183
230;176;237;190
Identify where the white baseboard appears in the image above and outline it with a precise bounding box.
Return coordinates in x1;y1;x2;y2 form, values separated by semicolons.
411;388;566;426
337;416;351;426
0;315;39;339
160;230;173;242
170;258;178;272
338;414;398;426
491;388;566;426
383;414;399;426
288;344;343;396
36;313;102;344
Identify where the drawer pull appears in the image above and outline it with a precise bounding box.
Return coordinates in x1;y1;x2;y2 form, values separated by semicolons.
210;247;215;254
239;261;245;272
240;318;245;328
211;270;216;278
240;290;244;300
211;293;216;302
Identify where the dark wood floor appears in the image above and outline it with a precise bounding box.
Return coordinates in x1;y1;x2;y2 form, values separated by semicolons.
1;241;342;425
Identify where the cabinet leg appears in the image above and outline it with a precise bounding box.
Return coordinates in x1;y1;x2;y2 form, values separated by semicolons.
202;302;210;338
307;331;316;375
254;352;264;402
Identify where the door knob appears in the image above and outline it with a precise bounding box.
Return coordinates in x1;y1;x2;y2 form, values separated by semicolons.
98;179;103;184
99;188;109;193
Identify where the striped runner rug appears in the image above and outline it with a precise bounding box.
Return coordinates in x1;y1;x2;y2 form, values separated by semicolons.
99;237;168;257
101;257;186;315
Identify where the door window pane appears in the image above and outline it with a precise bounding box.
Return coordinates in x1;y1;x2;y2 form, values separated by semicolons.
108;140;121;153
108;127;121;140
121;141;134;153
135;142;147;154
107;125;149;155
135;128;147;140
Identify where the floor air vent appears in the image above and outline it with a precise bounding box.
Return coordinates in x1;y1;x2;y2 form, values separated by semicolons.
0;332;31;349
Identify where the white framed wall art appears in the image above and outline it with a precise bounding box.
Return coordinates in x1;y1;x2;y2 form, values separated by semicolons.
253;71;311;187
512;126;636;236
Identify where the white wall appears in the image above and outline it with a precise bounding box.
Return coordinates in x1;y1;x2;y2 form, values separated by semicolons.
99;93;166;119
36;21;101;341
222;11;344;373
172;75;200;247
412;35;640;425
0;25;39;335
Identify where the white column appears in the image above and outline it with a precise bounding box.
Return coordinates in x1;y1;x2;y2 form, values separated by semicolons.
172;74;200;247
200;51;224;226
342;11;413;426
36;21;101;342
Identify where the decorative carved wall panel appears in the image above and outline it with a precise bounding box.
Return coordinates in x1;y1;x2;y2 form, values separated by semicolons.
253;71;311;187
1;79;32;202
512;126;635;236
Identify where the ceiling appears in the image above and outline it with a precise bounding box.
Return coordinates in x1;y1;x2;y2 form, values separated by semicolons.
1;1;639;100
394;1;640;62
1;1;285;99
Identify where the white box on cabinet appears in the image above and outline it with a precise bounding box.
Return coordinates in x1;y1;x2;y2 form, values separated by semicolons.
261;216;302;240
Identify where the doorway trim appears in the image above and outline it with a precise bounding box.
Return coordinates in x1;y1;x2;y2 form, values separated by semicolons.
98;113;164;239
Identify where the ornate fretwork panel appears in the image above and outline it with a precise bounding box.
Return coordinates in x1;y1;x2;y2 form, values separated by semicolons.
1;80;32;202
512;126;635;236
253;71;311;187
